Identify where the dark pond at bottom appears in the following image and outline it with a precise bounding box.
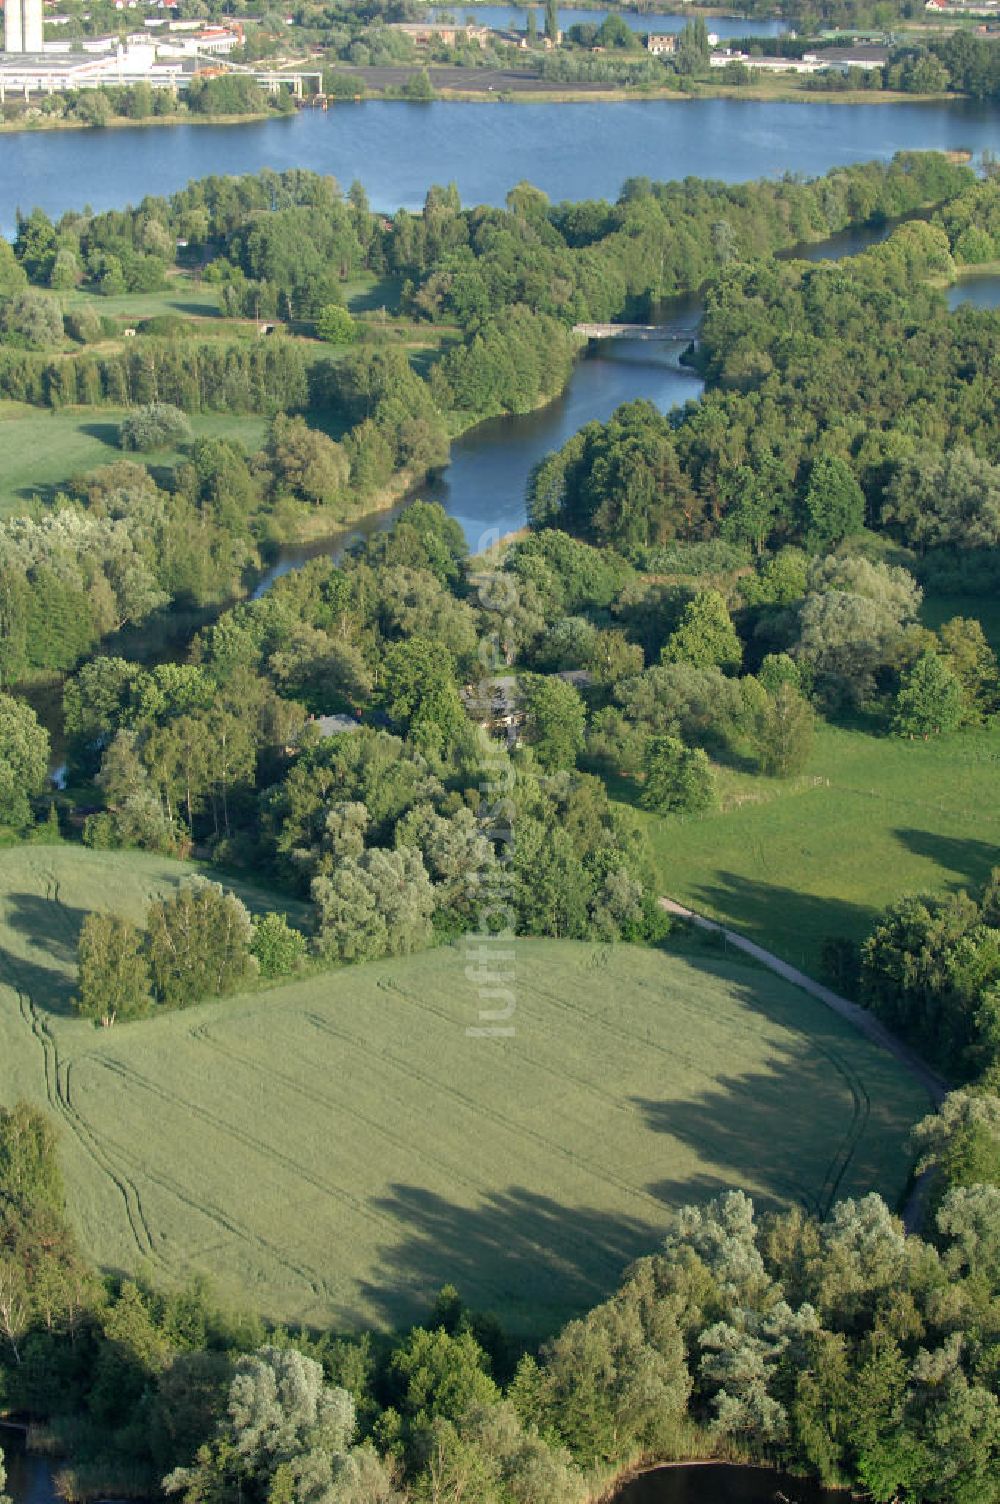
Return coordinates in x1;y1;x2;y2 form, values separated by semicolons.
1;1428;60;1504
614;1462;845;1504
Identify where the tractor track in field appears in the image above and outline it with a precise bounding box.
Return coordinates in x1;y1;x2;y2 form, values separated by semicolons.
93;1051;404;1249
307;1003;680;1228
524;960;871;1220
76;1056;332;1301
532;966;868;1219
0;954;160;1266
373;974;817;1215
512;971;830;1215
660;898;944;1229
186;1018;528;1228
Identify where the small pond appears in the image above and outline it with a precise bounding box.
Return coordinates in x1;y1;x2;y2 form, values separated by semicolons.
614;1461;846;1504
1;1428;59;1504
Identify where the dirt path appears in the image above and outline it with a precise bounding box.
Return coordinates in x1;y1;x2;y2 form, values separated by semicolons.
659;897;947;1230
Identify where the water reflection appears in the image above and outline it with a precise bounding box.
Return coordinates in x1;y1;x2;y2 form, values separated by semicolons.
0;1429;59;1504
421;339;703;543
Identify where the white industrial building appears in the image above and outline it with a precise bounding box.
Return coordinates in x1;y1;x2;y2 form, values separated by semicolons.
0;43;190;99
0;4;248;99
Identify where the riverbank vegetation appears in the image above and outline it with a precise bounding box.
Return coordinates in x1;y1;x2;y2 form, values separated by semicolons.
0;154;966;678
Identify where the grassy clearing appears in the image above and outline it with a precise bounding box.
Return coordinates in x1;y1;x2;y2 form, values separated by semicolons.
0;845;928;1335
0;402;269;513
64;278;224;323
635;722;1000;980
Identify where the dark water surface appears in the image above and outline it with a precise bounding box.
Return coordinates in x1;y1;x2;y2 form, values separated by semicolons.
1;1429;59;1504
616;1462;845;1503
254;334;703;592
947;270;1000;309
423;336;704;544
3;97;1000;235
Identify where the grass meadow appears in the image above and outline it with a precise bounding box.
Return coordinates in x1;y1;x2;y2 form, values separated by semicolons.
0;402;269;513
0;845;929;1335
636;721;1000;979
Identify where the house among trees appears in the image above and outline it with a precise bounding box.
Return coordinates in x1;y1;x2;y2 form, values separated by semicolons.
461;675;524;746
390;21;491;47
313;713;360;737
645;32;677;54
461;671;592;746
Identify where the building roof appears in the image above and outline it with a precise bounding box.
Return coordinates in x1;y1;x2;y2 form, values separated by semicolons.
809;44;889;62
314;713;361;737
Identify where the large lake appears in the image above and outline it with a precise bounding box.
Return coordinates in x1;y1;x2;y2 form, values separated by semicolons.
424;5;789;37
2;97;1000;234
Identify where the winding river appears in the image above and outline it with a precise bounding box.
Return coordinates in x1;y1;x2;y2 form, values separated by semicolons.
265;219;990;577
257;331;704;593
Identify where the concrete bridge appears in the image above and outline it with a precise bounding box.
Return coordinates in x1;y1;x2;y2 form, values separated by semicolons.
572;322;697;342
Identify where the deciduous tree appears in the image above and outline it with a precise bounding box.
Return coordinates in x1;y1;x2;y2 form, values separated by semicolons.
75;913;152;1025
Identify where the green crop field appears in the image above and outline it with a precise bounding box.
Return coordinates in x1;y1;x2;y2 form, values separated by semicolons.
0;845;929;1336
0;402;269;513
638;722;1000;979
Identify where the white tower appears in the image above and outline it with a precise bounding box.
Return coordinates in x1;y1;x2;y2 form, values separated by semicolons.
23;0;43;52
4;0;23;53
4;0;43;53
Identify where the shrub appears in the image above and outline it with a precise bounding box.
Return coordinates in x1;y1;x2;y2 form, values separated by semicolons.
316;304;357;344
251;912;307;979
119;402;193;452
0;290;64;351
137;314;192;339
641;735;714;815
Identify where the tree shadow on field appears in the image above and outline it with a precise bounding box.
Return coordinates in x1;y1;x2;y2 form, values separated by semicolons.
358;984;899;1339
686;870;875;970
360;1184;663;1341
627;957;924;1219
635;1063;844;1225
891;828;999;895
4;890;90;970
0;946;77;1017
78;421;123;448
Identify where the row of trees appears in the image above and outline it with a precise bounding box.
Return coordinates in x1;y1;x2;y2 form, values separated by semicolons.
0;336;308;413
75;879;305;1024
